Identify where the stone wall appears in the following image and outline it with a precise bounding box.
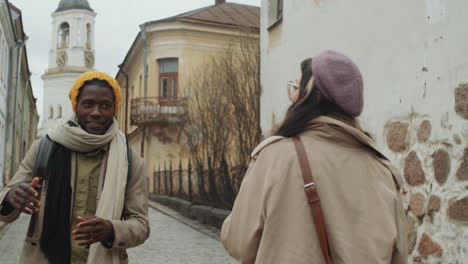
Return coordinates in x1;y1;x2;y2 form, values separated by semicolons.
385;85;468;263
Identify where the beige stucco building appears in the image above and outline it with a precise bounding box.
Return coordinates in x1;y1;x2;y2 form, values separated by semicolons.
261;0;468;262
116;0;259;193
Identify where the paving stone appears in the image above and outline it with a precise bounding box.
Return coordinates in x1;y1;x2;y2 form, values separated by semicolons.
0;208;236;264
0;214;29;264
128;208;236;264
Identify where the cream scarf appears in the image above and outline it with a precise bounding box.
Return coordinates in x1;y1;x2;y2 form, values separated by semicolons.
48;117;128;264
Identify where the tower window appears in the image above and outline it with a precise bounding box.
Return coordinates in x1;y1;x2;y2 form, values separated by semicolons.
49;106;54;119
86;23;91;49
58;105;62;118
57;22;70;49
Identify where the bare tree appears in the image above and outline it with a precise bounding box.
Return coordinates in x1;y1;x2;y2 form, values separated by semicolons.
185;29;261;207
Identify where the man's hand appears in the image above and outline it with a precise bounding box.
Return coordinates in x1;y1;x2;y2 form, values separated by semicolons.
4;177;41;215
72;216;115;247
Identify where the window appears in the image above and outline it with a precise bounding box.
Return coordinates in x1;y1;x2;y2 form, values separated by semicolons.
161;78;168;97
158;58;178;98
171;79;177;97
49;106;54;119
268;0;283;29
86;24;91;49
57;22;70;49
58;105;62;118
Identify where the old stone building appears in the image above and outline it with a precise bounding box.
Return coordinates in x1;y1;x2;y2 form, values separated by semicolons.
2;1;39;185
116;0;259;193
260;0;468;262
0;0;15;187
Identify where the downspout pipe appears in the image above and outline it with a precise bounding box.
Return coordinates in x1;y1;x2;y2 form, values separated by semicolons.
139;23;149;158
139;23;149;98
9;36;27;180
118;66;130;134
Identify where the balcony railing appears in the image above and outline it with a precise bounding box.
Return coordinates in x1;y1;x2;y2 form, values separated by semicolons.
130;96;188;126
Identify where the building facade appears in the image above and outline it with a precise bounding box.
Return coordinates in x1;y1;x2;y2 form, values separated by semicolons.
0;0;16;187
116;0;259;193
2;2;39;185
261;0;468;262
39;0;96;136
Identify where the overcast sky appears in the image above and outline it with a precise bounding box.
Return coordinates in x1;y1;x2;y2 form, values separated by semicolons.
10;0;261;120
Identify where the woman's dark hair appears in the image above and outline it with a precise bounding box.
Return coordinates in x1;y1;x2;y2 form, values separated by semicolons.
275;58;355;138
77;78;115;101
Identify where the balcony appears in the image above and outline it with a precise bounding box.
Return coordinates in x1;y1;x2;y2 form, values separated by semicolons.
130;97;188;126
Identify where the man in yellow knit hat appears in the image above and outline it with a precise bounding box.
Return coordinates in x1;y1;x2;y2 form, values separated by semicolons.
0;72;150;264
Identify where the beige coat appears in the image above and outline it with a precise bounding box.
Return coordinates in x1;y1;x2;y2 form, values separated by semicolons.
221;117;408;264
0;138;150;264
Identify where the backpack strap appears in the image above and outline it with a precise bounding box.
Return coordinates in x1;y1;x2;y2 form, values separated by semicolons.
33;136;55;178
292;136;334;264
27;136;55;238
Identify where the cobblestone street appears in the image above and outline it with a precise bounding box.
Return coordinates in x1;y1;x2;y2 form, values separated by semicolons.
0;204;237;264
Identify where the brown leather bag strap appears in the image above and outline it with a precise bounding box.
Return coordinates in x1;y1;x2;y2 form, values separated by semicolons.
292;136;334;264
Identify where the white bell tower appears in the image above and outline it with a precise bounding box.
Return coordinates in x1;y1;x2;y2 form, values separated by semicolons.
39;0;96;136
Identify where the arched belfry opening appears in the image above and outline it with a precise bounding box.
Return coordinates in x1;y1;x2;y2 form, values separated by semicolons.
57;22;70;49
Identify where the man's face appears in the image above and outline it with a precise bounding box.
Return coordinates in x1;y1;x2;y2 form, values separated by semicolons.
76;84;115;135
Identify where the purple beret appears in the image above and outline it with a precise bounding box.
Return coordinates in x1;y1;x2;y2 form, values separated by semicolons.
311;50;363;117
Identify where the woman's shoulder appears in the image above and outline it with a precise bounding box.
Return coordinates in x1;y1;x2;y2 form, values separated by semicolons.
251;136;297;163
251;136;286;159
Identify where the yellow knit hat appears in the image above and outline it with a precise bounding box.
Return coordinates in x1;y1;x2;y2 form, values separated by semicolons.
69;71;122;114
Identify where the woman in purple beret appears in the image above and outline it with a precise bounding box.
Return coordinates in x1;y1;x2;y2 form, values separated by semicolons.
221;50;408;264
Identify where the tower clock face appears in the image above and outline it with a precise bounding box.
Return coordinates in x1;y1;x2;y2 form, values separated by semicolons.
84;51;95;68
56;51;68;68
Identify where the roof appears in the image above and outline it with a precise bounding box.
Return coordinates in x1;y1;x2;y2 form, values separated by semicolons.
150;2;259;29
116;2;260;80
56;0;93;12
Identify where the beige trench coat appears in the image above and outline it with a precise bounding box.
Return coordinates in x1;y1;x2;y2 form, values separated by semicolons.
0;137;150;264
221;116;408;264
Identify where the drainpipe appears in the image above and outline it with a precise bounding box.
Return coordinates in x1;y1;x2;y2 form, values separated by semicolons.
9;36;27;179
19;72;32;159
119;66;130;134
139;23;149;158
139;23;149;98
